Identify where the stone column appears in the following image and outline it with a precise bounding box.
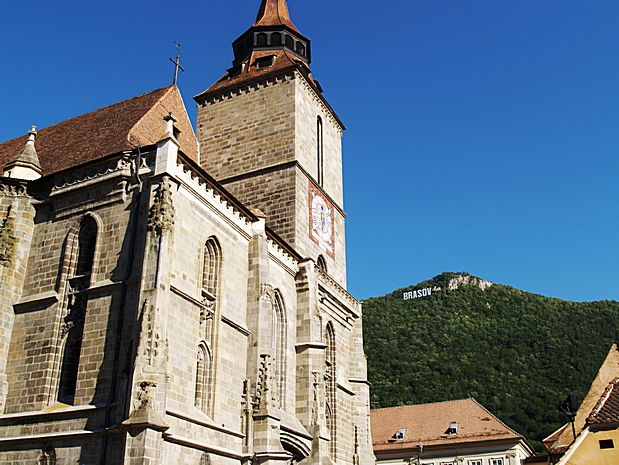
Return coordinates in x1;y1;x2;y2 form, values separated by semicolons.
246;211;288;465
0;181;35;413
295;260;332;465
122;121;179;464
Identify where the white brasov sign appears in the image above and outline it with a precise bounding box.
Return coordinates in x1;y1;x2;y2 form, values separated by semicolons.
403;288;433;300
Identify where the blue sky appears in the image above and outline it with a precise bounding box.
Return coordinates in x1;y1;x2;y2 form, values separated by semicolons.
2;0;618;301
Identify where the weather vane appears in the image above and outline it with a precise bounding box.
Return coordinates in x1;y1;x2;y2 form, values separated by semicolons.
170;42;185;85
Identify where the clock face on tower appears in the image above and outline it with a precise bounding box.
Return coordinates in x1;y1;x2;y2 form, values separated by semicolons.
309;182;335;258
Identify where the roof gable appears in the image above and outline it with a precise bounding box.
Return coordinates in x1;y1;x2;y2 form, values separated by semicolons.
588;377;619;425
371;399;522;452
0;85;198;177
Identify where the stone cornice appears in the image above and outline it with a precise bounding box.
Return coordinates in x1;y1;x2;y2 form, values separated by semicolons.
316;267;361;314
0;178;30;198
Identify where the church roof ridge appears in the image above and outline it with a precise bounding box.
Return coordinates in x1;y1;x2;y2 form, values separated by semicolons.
0;85;197;177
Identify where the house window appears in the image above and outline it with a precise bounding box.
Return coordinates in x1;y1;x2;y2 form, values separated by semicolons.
446;422;459;435
316;116;324;186
468;460;483;465
490;459;504;465
600;439;615;449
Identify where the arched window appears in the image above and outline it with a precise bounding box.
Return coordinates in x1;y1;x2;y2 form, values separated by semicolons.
296;42;306;57
317;255;327;273
76;216;97;276
285;35;294;50
58;215;98;405
256;33;268;47
271;33;282;46
317;116;324;186
202;237;221;298
273;291;287;406
325;323;337;458
195;343;213;415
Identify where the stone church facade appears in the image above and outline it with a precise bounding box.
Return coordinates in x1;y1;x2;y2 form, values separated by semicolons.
0;1;373;464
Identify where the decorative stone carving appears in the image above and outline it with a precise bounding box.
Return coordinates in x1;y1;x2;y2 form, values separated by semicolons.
136;380;157;410
256;353;275;408
311;370;320;425
353;426;360;465
148;176;176;235
260;283;275;303
38;446;56;465
199;452;213;465
52;154;133;192
138;299;163;366
60;293;86;339
0;182;28;197
0;207;16;267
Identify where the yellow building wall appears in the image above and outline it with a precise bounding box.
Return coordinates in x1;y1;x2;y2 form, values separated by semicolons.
566;429;619;465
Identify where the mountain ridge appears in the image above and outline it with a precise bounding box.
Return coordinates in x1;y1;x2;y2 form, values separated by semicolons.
362;272;619;451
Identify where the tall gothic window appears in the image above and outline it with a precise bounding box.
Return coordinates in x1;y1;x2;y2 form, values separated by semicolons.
58;215;98;405
196;237;221;416
273;290;287;406
195;343;213;415
325;322;337;458
317;116;324;186
202;237;221;298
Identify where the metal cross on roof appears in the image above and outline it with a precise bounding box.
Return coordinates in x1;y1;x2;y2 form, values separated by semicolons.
170;42;185;85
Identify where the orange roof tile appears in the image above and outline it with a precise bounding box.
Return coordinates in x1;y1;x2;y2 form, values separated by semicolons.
371;399;522;452
196;50;308;99
0;85;197;177
588;377;619;425
254;0;299;33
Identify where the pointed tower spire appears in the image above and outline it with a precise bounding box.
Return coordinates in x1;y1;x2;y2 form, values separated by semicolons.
254;0;299;33
226;0;311;70
3;126;43;180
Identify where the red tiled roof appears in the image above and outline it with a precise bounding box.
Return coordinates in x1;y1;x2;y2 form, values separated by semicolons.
195;50;309;100
588;378;619;425
371;399;522;452
0;85;198;177
254;0;299;33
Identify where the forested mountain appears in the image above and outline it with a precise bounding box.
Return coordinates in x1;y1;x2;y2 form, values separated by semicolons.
363;272;619;451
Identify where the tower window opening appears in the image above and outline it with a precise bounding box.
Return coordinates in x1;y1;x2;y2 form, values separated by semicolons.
256;56;274;69
285;35;294;50
317;116;324;186
296;42;306;57
256;33;268;47
271;33;282;46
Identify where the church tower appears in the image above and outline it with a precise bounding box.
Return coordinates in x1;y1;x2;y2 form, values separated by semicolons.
195;0;348;285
